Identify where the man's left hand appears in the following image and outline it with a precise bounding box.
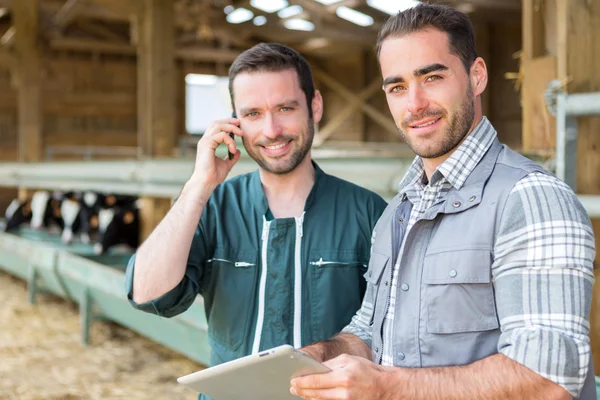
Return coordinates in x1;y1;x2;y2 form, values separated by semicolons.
290;354;389;400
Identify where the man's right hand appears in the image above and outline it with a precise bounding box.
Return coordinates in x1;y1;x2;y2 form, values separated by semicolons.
190;118;243;191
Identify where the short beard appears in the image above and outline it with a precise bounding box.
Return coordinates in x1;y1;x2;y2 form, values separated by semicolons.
243;119;314;175
399;83;475;159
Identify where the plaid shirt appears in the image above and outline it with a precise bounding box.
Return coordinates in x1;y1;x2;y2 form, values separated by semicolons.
343;117;596;397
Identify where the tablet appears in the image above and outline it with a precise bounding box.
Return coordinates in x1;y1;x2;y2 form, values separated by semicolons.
177;344;331;400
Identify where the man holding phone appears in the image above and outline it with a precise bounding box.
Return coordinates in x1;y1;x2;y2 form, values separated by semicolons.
125;43;387;399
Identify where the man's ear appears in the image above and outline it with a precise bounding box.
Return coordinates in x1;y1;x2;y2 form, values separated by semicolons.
312;90;324;124
470;57;488;97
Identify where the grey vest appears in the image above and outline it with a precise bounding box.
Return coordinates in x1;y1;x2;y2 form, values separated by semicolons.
367;139;595;399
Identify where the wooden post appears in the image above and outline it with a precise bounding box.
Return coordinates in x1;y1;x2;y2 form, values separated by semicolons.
555;0;600;373
521;0;555;153
13;0;42;163
136;0;176;242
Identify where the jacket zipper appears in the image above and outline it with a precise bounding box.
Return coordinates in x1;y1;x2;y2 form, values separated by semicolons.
252;217;271;354
293;213;305;349
206;258;255;267
310;258;366;268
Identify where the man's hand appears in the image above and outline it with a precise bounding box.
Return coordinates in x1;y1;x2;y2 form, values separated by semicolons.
190;118;243;191
290;354;390;400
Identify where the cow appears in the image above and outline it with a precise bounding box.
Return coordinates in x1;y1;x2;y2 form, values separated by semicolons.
30;191;64;232
3;199;32;231
93;204;140;255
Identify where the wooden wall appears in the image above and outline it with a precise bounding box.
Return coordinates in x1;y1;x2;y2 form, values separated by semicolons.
0;53;211;161
44;54;137;150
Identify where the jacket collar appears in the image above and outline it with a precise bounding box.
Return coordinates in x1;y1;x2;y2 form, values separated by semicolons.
249;160;324;217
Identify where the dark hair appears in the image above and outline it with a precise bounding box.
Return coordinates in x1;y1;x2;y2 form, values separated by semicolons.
228;43;315;118
376;3;477;73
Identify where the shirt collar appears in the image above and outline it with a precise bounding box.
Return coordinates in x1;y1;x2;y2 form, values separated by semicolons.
398;116;497;197
250;160;324;215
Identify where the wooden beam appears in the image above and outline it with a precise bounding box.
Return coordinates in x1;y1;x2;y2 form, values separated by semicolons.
450;0;521;11
137;0;175;157
74;20;127;42
53;0;84;29
0;26;14;46
176;47;239;63
0;46;13;67
0;0;130;22
13;0;42;162
50;37;135;55
50;36;240;63
313;68;398;137
521;0;549;152
316;77;381;145
137;0;176;241
85;0;139;18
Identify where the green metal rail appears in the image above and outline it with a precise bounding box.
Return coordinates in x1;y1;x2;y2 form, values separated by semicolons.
0;228;212;366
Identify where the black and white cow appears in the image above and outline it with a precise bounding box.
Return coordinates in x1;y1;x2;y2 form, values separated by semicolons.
93;204;140;255
3;199;32;231
30;191;64;231
60;193;83;244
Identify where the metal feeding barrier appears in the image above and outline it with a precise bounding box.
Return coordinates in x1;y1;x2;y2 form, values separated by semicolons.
0;227;211;365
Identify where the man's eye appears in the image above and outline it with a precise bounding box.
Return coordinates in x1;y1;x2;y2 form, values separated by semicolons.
390;85;406;93
280;107;292;112
246;112;258;117
426;75;442;82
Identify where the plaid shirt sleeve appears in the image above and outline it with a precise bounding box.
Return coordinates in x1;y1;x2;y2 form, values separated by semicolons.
341;232;378;348
493;172;596;397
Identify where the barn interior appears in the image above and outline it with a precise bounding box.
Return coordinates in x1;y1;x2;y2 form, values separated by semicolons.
0;0;599;398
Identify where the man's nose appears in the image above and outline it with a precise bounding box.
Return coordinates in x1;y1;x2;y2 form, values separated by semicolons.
262;113;283;139
406;85;429;115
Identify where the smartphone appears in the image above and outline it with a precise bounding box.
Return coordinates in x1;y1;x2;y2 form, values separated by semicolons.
228;111;237;160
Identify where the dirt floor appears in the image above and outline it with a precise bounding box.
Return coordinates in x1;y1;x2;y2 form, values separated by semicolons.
0;270;204;400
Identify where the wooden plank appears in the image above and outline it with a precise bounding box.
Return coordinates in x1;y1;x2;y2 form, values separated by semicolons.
0;26;14;46
522;56;556;152
313;67;398;137
137;0;175;157
53;0;84;29
50;37;239;63
13;0;42;163
0;47;14;67
85;0;139;18
521;0;548;151
50;37;136;55
176;47;239;63
74;20;127;42
316;76;381;144
137;0;176;241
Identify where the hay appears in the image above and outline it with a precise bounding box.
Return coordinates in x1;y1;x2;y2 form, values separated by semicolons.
0;271;204;400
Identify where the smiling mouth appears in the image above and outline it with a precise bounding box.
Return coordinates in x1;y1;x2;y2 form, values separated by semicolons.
261;140;291;151
410;117;442;129
264;142;287;150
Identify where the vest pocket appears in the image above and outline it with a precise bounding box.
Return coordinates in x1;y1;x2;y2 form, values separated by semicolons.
423;249;499;334
205;248;258;352
364;250;389;326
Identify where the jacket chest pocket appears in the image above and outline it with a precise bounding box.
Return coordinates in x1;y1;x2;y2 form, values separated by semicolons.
205;248;257;353
309;249;368;342
423;249;499;334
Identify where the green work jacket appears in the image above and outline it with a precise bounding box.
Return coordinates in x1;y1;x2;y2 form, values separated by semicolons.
125;163;386;369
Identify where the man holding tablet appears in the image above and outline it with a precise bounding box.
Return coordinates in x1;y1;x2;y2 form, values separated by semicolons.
125;43;386;399
292;4;596;400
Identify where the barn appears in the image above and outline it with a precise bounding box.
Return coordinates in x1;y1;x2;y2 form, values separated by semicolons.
0;0;599;398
